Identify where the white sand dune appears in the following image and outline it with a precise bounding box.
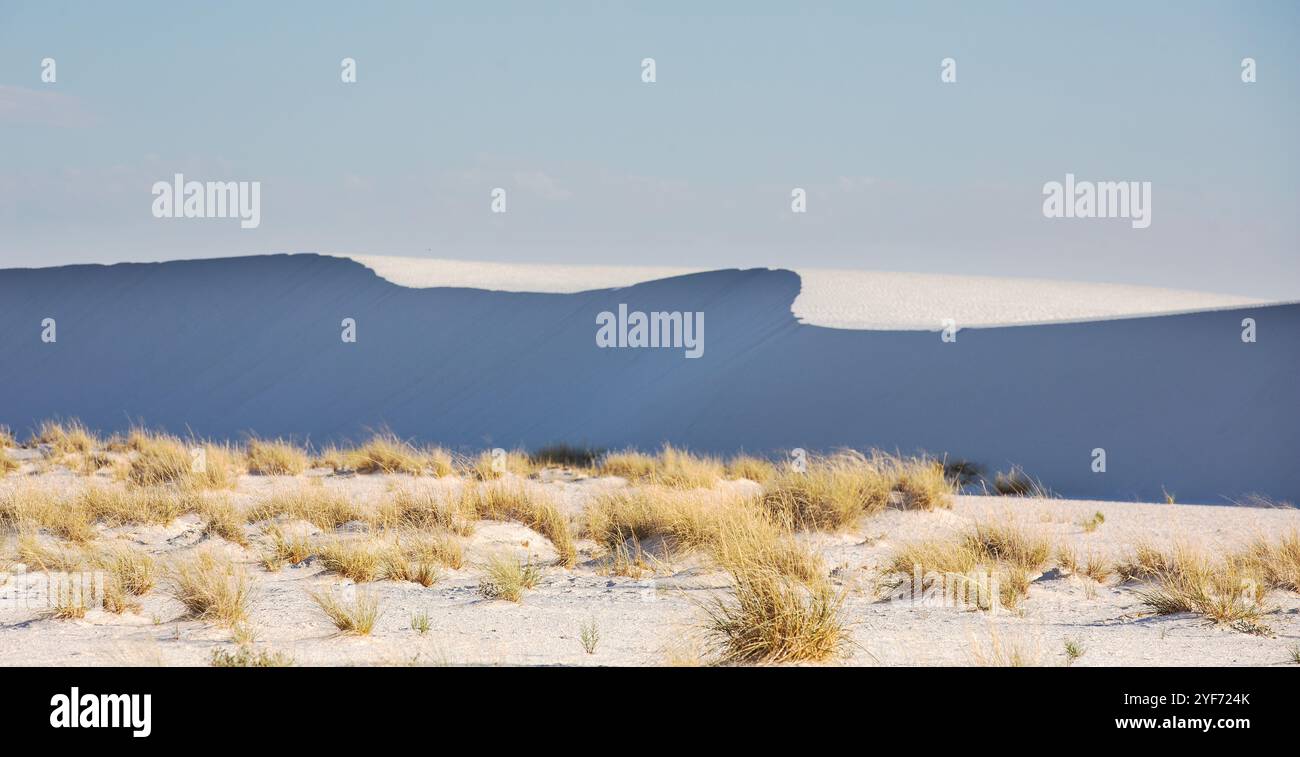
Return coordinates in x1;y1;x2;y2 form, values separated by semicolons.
0;252;1295;503
350;254;1268;330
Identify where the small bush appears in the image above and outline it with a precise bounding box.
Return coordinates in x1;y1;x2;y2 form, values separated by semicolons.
309;587;382;635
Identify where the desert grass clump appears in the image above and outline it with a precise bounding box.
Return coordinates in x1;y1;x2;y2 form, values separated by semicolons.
316;537;394;583
169;548;252;626
1130;544;1272;631
44;575;94;620
122;431;191;486
653;445;724;489
710;507;825;584
96;543;156;596
245;438;309;476
598;449;659;481
585;487;735;558
344;433;428;474
17;534;85;572
992;466;1051;497
725;454;778;484
891;457;955;510
885;519;1050;610
81;485;198;526
463;448;536;480
399;531;465;570
1238;530;1300;592
210;645;294;667
308;587;382;635
579;616;600;654
1;487;96;542
0;426;16;448
759;455;892;530
968;626;1042;667
478;553;542;602
374;487;475;536
962;521;1052;572
246;485;363;530
259;525;315;570
531;443;602;469
199;496;249;547
702;556;848;665
0;448;18;475
411;610;431;634
32;419;98;456
464;482;576;567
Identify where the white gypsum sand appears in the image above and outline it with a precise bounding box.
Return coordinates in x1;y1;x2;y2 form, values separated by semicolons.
1;453;1297;667
346;253;1268;330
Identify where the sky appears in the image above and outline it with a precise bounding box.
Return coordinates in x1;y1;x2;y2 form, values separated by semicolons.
1;1;1297;298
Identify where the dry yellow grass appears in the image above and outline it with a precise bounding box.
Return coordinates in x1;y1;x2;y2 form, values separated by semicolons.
80;485;198;526
246;484;363;530
462;482;576;568
1123;542;1273;631
968;625;1043;666
342;433;428;474
169;549;252;626
653;445;723;488
308;587;382;634
702;555;847;665
1239;530;1300;592
885;519;1050;610
0;426;16;448
1;487;96;542
316;537;393;582
478;552;542;602
0;447;18;475
399;531;465;570
598;449;658;480
95;543;156;597
199;496;249;547
373;487;475;536
33;419;98;455
530;444;601;469
585;487;732;557
259;525;315;570
245;438;309;475
891;458;954;510
759;455;892;530
17;534;85;572
462;449;535;480
724;454;778;484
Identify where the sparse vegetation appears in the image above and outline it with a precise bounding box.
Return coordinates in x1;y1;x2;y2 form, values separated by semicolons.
1063;637;1086;666
968;626;1041;666
210;645;294;667
478;553;542;602
885;518;1050;610
375;486;475;536
343;433;428;474
199;496;249;547
411;610;431;634
725;454;777;484
245;438;309;476
247;485;363;530
463;482;576;567
702;555;848;665
169;549;252;626
1079;511;1105;533
309;587;382;635
579;616;600;654
759;453;894;530
1131;544;1272;632
531;443;602;469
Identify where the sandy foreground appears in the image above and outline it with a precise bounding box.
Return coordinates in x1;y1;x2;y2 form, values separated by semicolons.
2;459;1298;668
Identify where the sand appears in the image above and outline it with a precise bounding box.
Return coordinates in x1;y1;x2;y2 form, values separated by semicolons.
2;465;1297;668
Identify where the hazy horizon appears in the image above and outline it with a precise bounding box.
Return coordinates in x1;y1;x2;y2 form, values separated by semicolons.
2;1;1297;299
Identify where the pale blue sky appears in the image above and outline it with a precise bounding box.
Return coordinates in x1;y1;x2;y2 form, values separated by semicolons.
1;1;1297;297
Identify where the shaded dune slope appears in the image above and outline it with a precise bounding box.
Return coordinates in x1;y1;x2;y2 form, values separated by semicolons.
1;253;1295;503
